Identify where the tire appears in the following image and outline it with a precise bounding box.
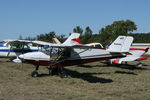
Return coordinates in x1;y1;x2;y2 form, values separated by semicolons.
31;71;38;77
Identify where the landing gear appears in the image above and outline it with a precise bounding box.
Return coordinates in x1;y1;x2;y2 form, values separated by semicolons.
59;72;68;78
59;66;68;78
135;61;143;67
136;63;143;67
31;71;38;77
50;67;59;75
49;66;68;78
31;65;39;77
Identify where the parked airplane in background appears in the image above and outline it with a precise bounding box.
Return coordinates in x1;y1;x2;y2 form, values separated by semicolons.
110;47;149;67
19;33;134;78
0;39;39;63
103;40;149;66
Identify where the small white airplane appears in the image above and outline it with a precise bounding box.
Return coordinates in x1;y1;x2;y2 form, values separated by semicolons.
0;39;39;63
109;47;149;67
19;33;134;78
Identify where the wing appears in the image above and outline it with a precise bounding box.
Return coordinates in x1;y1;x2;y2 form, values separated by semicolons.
119;56;140;62
32;40;90;48
113;56;147;64
6;39;32;47
32;33;90;48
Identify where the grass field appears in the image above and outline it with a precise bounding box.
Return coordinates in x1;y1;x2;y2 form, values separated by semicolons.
0;58;150;100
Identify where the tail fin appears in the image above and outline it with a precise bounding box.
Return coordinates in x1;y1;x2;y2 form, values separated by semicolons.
107;36;133;52
63;33;81;45
52;38;61;44
105;41;112;49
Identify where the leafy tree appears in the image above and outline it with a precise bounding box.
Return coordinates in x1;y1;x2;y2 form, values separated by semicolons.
37;31;56;42
99;19;137;45
73;26;83;35
56;34;66;43
25;36;36;40
82;26;93;43
129;33;150;43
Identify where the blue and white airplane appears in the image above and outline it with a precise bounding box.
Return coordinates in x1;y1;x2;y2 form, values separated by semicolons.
0;39;40;63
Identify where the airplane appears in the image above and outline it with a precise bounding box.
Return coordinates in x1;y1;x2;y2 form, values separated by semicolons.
0;39;40;63
109;47;149;67
52;36;148;67
19;33;134;78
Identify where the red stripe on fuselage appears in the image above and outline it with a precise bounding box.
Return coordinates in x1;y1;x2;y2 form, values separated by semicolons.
130;48;145;51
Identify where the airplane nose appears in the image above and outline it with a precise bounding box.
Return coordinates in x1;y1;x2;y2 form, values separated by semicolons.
19;54;24;59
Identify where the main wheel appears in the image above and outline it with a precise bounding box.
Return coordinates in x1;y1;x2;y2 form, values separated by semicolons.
59;72;68;78
136;63;142;67
31;71;38;77
50;67;59;75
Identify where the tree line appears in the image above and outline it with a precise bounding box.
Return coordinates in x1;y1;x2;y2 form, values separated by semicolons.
24;19;150;46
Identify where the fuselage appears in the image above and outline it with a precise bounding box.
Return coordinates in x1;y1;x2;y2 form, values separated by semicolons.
19;48;125;67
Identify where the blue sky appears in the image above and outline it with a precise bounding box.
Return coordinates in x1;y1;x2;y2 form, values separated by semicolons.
0;0;150;40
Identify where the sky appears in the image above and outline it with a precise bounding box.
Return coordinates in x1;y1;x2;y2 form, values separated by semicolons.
0;0;150;40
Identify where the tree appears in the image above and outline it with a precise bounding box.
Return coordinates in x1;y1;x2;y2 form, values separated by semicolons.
82;26;93;43
56;34;66;43
99;19;137;45
37;31;56;42
73;26;83;35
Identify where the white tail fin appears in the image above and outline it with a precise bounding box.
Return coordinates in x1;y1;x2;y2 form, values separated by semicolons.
63;33;81;45
52;38;61;44
107;36;133;52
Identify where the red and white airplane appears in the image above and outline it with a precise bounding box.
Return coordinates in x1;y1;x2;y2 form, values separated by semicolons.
19;33;134;77
109;47;149;67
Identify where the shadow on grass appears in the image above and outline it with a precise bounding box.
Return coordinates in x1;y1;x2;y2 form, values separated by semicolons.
115;70;137;75
36;69;113;83
77;64;93;68
113;64;147;70
38;74;50;77
65;69;113;83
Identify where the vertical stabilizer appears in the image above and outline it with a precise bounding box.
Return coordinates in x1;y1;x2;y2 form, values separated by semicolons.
52;38;61;44
63;33;80;45
107;36;133;52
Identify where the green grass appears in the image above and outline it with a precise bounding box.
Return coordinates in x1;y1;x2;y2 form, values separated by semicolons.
0;58;150;100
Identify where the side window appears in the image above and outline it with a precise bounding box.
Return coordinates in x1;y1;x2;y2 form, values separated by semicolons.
23;45;30;49
12;44;30;49
12;44;22;49
95;44;102;48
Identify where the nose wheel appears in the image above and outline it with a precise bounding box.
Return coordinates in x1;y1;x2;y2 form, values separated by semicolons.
31;71;39;77
31;65;39;77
